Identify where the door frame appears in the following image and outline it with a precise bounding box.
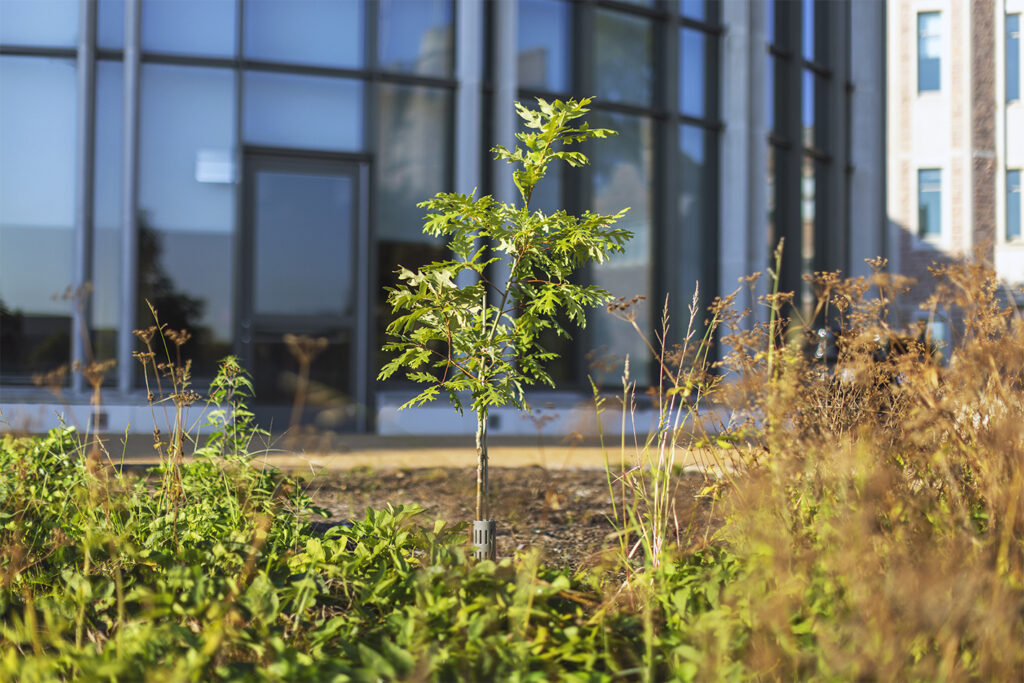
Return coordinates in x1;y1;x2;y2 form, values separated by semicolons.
238;146;372;432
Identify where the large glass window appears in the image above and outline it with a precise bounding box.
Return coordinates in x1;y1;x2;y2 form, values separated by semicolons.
376;84;451;244
918;12;942;93
680;28;706;118
512;0;718;389
243;71;363;152
243;0;363;69
1008;14;1020;103
592;9;654;107
802;70;830;152
801;156;816;311
252;171;356;318
588;112;653;385
918;169;942;237
378;0;454;77
0;0;78;48
97;0;124;50
375;84;452;367
518;0;570;93
0;56;77;382
92;60;124;365
801;0;816;63
802;70;815;147
1009;170;1022;241
142;0;237;57
676;125;707;323
138;64;236;379
681;0;706;22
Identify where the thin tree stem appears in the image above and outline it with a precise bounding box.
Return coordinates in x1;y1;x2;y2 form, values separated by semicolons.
476;411;489;520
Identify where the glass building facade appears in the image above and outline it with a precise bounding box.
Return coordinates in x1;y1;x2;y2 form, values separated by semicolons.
0;0;885;434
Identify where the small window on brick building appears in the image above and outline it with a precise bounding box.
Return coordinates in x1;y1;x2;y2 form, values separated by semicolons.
918;169;942;237
1008;170;1022;240
1008;14;1020;102
918;12;941;93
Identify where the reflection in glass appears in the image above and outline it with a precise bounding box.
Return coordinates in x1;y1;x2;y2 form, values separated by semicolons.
378;0;453;76
588;112;653;385
0;0;78;48
97;0;124;50
917;12;941;92
593;9;653;107
375;84;449;375
142;0;237;57
375;84;451;372
680;28;705;118
801;156;815;314
244;0;362;69
518;0;570;92
0;56;76;382
243;71;363;152
802;69;814;148
253;335;353;429
681;0;706;21
138;64;236;379
92;61;124;365
677;126;706;324
376;84;451;243
253;171;355;318
802;0;815;63
918;169;942;237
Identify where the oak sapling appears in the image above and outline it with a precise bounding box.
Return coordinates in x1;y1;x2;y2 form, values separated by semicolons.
377;98;632;559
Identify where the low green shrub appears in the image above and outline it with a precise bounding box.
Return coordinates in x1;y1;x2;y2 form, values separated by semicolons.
0;416;743;681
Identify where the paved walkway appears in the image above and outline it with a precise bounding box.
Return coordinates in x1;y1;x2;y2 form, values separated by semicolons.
99;433;712;472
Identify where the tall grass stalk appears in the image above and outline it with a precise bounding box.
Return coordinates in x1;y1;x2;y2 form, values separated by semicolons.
598;286;724;573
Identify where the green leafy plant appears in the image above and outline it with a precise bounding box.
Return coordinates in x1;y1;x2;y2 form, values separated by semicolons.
378;97;633;552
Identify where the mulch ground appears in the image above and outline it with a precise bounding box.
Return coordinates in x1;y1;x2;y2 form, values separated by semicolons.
302;466;724;571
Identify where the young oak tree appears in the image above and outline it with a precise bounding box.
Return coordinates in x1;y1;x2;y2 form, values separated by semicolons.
378;98;632;558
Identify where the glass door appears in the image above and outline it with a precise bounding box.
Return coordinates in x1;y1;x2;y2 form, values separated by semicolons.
240;154;369;432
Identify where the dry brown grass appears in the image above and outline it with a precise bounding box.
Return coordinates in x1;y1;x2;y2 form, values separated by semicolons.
702;252;1024;679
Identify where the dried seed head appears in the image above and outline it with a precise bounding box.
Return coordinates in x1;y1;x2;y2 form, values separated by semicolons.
165;329;192;347
82;359;117;387
32;365;69;389
132;350;155;365
284;333;330;363
133;326;157;345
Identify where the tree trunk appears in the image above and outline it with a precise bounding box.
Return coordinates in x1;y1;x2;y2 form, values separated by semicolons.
473;411;496;559
475;410;488;520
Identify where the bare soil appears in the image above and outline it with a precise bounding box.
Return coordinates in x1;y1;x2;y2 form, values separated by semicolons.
302;467;723;570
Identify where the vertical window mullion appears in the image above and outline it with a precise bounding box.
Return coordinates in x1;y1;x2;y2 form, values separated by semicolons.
73;0;98;393
118;0;141;392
